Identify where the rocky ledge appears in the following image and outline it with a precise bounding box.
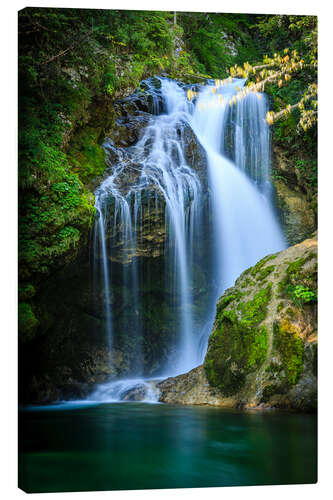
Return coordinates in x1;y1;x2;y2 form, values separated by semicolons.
158;235;317;412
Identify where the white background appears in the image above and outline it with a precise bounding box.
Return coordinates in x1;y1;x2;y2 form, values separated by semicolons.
1;1;331;498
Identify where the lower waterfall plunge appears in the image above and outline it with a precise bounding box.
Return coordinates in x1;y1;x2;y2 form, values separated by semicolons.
89;77;286;402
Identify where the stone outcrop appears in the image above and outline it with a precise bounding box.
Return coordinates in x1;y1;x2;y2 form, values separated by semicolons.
272;146;316;245
158;235;317;411
274;179;316;246
158;366;236;407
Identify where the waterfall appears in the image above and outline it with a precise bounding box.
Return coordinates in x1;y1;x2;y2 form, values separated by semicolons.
191;79;286;295
90;77;286;402
93;78;202;386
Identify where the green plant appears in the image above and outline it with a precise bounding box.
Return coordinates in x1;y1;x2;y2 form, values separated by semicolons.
293;285;317;305
278;253;317;308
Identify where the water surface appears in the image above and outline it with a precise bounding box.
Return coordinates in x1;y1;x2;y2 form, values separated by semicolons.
19;403;317;493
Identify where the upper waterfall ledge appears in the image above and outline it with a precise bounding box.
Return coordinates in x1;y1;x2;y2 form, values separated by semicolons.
158;234;317;412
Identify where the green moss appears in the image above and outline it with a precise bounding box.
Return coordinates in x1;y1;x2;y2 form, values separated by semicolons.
246;325;268;369
19;136;96;281
18;284;35;300
258;265;275;281
277;276;288;296
18;302;39;342
217;291;243;311
204;285;271;396
286;256;309;275
67;127;106;184
273;319;304;385
278;252;317;308
265;361;282;375
240;277;254;288
285;253;316;280
249;254;277;278
239;284;272;326
277;301;284;313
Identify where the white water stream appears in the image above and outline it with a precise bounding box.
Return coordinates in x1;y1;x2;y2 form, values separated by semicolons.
191;79;285;292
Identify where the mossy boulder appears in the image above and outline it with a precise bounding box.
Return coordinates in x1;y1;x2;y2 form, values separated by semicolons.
205;287;271;396
205;235;317;410
159;235;317;411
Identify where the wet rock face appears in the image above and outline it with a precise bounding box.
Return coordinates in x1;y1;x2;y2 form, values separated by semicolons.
111;112;151;147
121;384;147;401
19;241;214;404
18;254;118;404
109;77;165;148
18;251;178;403
272;146;316;246
273;179;316;246
159;235;317;412
114;77;165;117
95;80;208;265
183;124;208;186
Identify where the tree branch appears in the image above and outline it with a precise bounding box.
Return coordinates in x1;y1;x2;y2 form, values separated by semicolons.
40;29;93;66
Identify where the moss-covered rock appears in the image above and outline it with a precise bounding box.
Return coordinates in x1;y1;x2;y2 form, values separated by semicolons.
273;319;304;385
207;235;317;410
160;235;317;411
205;286;271;396
158;365;237;406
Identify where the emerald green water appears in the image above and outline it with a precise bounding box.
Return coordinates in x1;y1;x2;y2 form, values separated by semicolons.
19;403;317;493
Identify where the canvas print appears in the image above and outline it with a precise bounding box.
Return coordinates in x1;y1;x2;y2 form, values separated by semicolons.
18;8;317;493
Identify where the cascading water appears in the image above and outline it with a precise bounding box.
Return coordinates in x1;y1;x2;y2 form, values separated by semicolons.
90;377;160;403
90;76;286;403
91;78;202;401
191;79;286;294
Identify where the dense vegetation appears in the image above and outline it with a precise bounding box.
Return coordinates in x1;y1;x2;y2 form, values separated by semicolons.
18;8;317;341
256;16;317;206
